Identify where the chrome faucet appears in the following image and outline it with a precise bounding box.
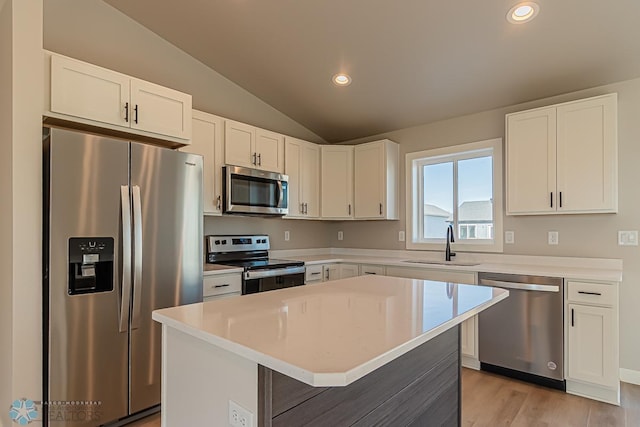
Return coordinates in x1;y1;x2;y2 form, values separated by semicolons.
446;224;456;262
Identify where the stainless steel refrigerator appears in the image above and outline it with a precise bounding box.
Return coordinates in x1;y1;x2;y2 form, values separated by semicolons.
43;127;203;426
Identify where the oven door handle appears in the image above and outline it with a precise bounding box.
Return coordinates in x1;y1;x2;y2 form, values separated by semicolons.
244;266;306;280
479;279;560;293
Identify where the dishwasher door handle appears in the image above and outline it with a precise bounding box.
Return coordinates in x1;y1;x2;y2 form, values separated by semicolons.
479;279;560;293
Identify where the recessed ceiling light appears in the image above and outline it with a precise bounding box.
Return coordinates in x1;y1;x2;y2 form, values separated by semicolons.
507;2;539;24
332;73;352;86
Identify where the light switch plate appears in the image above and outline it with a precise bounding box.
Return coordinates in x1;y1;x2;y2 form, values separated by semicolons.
548;231;559;245
618;230;638;246
284;231;290;241
505;231;515;244
337;231;344;241
398;231;405;242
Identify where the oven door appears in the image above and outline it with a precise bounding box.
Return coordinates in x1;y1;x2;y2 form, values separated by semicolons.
243;267;305;295
224;165;289;215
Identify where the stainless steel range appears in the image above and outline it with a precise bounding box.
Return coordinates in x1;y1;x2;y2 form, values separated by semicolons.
206;235;305;294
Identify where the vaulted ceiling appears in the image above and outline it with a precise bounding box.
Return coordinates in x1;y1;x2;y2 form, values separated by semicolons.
105;0;640;142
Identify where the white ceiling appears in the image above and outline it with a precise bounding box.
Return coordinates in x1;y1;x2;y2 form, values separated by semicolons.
104;0;640;142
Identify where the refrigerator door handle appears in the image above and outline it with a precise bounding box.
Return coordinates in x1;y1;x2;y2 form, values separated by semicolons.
131;185;143;330
119;185;132;333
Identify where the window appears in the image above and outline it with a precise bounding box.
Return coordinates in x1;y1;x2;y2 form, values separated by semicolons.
406;138;503;252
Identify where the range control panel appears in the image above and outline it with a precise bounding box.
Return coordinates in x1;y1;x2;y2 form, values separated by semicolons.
206;235;270;254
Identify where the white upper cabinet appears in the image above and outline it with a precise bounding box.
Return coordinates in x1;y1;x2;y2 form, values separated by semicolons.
506;93;617;215
49;54;192;142
285;137;320;218
556;96;618;213
129;79;192;140
354;139;399;220
255;128;285;172
224;120;284;173
180;110;224;215
321;146;354;219
506;107;557;214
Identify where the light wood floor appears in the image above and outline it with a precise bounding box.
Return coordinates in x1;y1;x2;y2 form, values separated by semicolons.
462;368;640;427
126;369;640;426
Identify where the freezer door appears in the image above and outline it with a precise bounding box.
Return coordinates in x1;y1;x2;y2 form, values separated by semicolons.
129;143;203;413
47;128;130;425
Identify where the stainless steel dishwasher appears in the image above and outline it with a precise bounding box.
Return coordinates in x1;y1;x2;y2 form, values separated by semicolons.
478;272;565;390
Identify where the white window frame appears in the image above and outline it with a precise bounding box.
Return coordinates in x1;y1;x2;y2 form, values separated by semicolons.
405;138;503;253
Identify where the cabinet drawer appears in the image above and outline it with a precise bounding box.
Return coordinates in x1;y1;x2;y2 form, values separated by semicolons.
204;292;241;302
305;264;324;282
567;281;616;306
360;264;386;275
204;274;242;297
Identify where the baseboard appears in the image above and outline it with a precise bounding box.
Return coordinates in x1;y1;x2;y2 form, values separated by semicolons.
620;368;640;385
461;355;480;370
566;380;620;406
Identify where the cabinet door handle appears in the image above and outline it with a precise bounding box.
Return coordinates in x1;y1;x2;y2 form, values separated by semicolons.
134;104;139;124
305;203;308;214
550;192;553;208
559;191;563;208
578;291;602;296
214;284;230;288
571;308;574;327
348;204;351;215
258;153;262;166
364;272;376;275
124;102;129;122
379;203;383;215
252;153;257;165
300;203;304;214
325;270;329;280
310;272;321;276
217;195;221;211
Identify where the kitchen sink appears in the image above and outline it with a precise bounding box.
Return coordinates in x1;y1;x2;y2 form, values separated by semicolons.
403;260;481;267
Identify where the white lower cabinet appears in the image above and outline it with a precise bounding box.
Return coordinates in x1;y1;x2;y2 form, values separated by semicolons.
385;266;479;368
203;273;242;302
317;263;361;282
360;264;386;276
339;264;360;279
565;280;619;405
305;264;324;284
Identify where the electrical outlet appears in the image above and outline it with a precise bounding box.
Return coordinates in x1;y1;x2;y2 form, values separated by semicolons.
338;231;344;241
618;230;639;246
548;231;559;245
229;401;253;427
398;231;405;242
284;231;290;241
504;231;515;244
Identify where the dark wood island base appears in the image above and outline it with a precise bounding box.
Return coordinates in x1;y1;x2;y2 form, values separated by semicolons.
258;326;461;427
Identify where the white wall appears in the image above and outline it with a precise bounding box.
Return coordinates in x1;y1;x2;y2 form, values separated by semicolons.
331;78;640;374
0;1;43;425
0;3;14;425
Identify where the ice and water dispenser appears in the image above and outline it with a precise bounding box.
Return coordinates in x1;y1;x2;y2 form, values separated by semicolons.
68;237;114;295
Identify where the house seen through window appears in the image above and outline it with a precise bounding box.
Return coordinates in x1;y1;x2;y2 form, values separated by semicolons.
406;138;503;252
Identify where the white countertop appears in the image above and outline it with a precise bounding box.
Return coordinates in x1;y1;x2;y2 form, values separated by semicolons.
203;263;244;275
153;275;508;387
287;253;623;282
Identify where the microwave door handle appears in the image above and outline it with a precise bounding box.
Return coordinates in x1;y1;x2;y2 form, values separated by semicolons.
277;180;284;207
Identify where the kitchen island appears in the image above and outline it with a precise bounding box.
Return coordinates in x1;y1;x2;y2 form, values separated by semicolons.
152;275;508;426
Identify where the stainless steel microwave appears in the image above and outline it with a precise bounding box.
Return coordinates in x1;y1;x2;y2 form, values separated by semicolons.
223;165;289;216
